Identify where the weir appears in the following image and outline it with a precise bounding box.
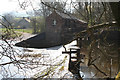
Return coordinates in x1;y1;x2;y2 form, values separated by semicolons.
62;38;85;80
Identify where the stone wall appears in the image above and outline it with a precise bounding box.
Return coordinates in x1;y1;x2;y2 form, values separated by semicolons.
45;12;64;45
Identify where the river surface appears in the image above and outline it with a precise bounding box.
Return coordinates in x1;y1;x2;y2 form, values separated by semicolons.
1;39;117;79
0;40;91;79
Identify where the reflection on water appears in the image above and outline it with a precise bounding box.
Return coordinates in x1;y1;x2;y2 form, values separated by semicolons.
80;44;119;79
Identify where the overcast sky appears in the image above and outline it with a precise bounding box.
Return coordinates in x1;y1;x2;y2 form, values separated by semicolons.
0;0;119;15
0;0;40;17
0;0;80;17
0;0;19;14
0;0;71;17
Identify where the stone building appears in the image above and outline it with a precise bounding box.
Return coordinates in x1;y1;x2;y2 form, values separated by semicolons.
15;11;87;48
16;17;31;29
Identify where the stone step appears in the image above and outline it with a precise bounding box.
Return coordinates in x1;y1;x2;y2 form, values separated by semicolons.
71;57;77;59
62;51;77;54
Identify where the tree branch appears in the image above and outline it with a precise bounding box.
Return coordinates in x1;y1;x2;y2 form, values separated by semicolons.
91;64;107;76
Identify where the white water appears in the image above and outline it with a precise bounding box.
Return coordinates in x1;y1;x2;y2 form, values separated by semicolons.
0;40;93;79
0;40;75;79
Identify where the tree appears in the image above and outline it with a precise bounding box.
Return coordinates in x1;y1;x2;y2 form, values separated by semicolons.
0;1;120;79
109;2;120;72
2;13;15;27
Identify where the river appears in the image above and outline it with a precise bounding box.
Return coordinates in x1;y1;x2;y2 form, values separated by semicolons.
1;39;117;79
0;40;90;79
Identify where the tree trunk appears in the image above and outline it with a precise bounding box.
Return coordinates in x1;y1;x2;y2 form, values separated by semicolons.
109;2;120;26
32;18;37;34
109;2;120;72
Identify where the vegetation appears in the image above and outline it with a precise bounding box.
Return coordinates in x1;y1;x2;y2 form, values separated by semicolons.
31;16;45;34
1;13;45;34
0;28;21;40
0;28;33;33
0;1;119;80
1;32;22;40
14;29;33;33
41;2;120;79
0;28;33;39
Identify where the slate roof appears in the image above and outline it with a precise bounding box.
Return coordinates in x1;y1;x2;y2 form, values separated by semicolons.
18;18;30;23
56;11;87;23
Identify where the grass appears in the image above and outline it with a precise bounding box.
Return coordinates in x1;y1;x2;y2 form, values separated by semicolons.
14;29;33;33
0;28;33;34
0;28;33;39
1;31;22;40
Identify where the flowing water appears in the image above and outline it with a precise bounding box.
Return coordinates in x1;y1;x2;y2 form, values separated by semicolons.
0;40;77;79
0;40;118;79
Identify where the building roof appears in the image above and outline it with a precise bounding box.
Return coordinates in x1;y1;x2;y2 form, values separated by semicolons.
56;11;87;23
18;17;30;23
15;32;64;48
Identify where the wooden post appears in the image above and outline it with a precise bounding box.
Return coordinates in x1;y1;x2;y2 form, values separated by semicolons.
77;37;80;47
77;37;82;48
62;48;83;80
68;48;72;71
76;49;82;79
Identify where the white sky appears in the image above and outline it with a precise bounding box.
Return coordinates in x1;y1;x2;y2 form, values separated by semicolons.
0;0;76;17
0;0;40;16
0;0;19;14
0;0;119;15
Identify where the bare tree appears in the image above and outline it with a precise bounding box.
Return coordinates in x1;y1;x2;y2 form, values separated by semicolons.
0;0;119;79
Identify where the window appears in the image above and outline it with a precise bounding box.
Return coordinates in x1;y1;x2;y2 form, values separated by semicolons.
53;20;57;26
